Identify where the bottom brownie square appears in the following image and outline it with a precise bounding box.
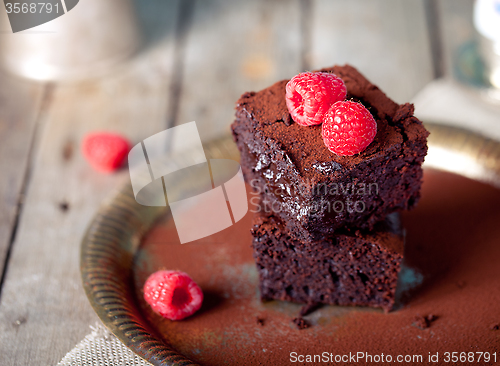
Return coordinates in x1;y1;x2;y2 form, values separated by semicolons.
251;213;404;312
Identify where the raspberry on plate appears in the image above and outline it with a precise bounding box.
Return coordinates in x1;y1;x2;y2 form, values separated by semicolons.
322;100;377;156
285;71;346;126
82;132;131;173
143;270;203;321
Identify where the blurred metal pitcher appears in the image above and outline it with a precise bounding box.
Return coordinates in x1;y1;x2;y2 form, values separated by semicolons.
0;0;141;81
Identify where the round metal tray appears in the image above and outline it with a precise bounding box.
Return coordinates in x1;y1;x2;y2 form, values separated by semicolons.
80;123;500;365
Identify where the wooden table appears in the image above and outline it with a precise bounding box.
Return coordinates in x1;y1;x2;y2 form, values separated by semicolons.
0;0;491;364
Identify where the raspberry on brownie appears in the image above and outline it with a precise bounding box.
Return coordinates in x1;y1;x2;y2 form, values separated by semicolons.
285;71;346;126
322;100;377;156
232;64;429;241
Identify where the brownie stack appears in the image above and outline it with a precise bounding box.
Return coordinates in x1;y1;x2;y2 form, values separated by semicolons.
231;65;428;312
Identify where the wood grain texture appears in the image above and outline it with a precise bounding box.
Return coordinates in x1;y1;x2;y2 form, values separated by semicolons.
309;0;434;104
176;0;303;140
0;1;180;364
0;73;44;281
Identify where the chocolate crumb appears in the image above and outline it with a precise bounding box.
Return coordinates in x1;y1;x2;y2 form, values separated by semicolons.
490;323;499;330
412;314;438;330
282;112;292;126
256;317;265;326
243;91;256;98
59;202;70;212
426;314;437;322
292;317;310;330
413;316;428;329
299;302;321;316
456;280;466;289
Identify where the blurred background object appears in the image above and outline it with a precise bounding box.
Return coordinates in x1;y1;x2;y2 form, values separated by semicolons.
0;0;140;81
443;0;500;102
474;0;500;89
412;0;500;140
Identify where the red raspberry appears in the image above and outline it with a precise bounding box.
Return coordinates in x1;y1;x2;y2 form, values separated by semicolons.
322;101;377;156
143;270;203;321
82;132;131;173
285;72;346;126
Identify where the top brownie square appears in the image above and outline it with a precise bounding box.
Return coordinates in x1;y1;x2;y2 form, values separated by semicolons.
231;64;429;241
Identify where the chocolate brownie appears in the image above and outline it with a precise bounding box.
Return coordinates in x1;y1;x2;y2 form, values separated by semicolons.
232;64;429;241
251;212;404;312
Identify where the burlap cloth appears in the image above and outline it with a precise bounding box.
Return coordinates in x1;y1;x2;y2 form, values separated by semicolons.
57;323;154;366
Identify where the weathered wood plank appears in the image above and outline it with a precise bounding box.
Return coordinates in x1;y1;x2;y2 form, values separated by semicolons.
176;0;303;140
0;1;180;364
0;73;44;283
309;0;434;104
